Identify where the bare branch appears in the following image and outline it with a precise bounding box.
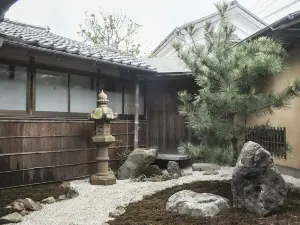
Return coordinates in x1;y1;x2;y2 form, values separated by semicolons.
78;9;142;55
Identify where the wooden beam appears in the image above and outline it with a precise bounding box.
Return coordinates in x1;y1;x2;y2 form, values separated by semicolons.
134;77;140;149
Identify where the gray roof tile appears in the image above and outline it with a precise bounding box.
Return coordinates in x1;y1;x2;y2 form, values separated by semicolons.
0;19;156;71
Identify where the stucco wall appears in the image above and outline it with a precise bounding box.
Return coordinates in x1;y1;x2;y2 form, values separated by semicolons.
246;46;300;169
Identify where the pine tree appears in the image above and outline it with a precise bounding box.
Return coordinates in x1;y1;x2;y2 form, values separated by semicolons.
173;1;300;164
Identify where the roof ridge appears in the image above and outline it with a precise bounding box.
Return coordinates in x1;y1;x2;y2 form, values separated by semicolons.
150;1;267;56
239;10;300;43
178;1;266;29
3;18;47;31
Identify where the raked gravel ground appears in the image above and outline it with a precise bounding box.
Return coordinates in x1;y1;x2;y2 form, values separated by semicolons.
9;166;300;225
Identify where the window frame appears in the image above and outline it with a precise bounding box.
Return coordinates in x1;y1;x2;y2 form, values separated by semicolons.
0;63;29;114
0;59;146;120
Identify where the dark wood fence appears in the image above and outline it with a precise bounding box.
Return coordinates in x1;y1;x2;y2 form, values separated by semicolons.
0;119;146;189
245;126;287;159
146;79;196;153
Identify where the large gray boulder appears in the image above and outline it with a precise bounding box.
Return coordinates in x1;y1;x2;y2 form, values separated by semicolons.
117;148;158;180
231;141;287;216
166;190;230;217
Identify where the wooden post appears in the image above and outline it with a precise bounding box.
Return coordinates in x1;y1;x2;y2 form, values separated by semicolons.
27;56;35;115
134;77;139;149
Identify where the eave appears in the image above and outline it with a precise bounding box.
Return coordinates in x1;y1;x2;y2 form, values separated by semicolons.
0;0;18;22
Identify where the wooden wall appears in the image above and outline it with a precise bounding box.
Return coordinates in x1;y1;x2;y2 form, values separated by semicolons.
0;119;146;189
146;78;196;153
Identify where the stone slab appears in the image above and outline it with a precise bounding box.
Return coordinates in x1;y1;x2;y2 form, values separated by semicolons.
157;153;189;161
92;135;115;143
90;173;116;185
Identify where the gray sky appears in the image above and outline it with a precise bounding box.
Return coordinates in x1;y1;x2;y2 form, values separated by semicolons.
5;0;300;54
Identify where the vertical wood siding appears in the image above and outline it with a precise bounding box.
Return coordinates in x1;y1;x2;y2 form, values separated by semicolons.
146;79;195;153
0;120;146;188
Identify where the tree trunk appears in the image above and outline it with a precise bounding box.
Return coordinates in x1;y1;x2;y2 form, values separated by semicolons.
228;113;239;166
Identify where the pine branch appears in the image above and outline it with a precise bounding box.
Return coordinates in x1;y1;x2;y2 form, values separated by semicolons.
174;1;297;162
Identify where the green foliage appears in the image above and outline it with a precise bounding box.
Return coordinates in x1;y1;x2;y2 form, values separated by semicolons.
174;1;300;161
178;141;233;165
116;148;132;166
78;10;141;56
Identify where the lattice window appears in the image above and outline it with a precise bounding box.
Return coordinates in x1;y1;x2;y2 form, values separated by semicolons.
245;127;287;159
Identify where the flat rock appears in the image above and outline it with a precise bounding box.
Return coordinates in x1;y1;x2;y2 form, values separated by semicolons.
157;153;189;160
42;196;56;204
90;172;117;186
5;199;25;213
57;195;67;201
192;163;221;171
109;206;126;218
166;190;230;217
0;212;22;224
231;141;287;216
203;170;219;175
23;198;42;211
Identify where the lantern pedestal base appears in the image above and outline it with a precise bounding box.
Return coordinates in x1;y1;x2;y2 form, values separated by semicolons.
90;172;116;186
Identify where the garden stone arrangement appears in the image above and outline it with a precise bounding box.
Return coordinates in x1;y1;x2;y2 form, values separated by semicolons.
117;148;158;180
231;141;287;216
3;142;300;225
131;160;185;182
0;181;79;224
166;191;230;217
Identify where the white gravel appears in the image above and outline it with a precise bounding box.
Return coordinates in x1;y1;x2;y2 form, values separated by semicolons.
8;167;300;225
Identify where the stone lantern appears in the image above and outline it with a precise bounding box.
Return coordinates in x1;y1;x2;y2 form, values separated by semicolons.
88;90;118;185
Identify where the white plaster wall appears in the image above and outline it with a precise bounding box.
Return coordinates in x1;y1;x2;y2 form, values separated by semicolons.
154;6;266;58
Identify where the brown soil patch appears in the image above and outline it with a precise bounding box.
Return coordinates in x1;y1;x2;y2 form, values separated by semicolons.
0;182;69;217
108;180;300;225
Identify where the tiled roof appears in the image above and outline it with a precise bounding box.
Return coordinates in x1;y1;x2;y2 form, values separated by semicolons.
0;19;156;71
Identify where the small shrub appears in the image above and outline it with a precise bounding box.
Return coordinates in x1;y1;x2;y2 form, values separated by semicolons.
116;148;132;166
131;173;176;182
178;141;233;165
